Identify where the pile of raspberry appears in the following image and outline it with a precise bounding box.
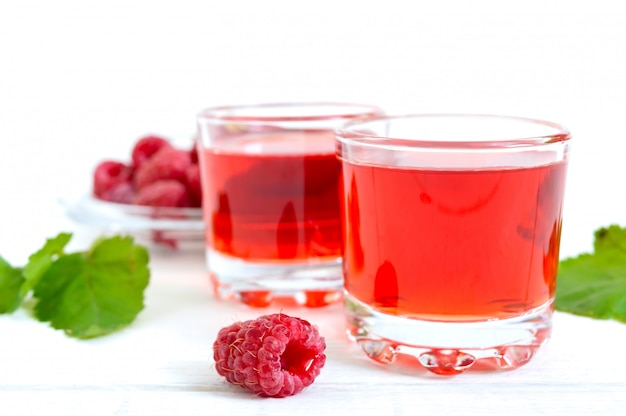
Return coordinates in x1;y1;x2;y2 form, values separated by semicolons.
213;313;326;397
93;135;202;208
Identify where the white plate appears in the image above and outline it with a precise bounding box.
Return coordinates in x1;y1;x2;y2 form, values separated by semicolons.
60;193;205;250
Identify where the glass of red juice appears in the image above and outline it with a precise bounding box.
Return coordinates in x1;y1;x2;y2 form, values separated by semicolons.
336;114;571;375
196;102;384;307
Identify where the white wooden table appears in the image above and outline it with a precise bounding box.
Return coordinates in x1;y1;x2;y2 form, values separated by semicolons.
1;215;625;416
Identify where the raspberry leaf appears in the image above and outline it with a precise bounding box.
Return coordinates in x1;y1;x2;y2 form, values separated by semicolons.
592;225;626;260
19;232;72;299
33;235;150;339
555;225;626;323
0;256;24;313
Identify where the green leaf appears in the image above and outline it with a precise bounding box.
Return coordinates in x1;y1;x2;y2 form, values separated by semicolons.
555;225;626;323
20;232;72;299
592;225;626;260
33;235;150;339
0;256;24;313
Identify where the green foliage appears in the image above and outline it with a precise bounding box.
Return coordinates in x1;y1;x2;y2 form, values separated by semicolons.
0;233;150;338
556;225;626;323
0;256;24;313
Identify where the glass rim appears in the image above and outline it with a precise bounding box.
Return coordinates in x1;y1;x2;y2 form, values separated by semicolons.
196;102;383;123
336;113;572;149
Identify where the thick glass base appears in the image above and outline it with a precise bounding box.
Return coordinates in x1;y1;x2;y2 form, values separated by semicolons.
344;293;553;375
207;248;343;307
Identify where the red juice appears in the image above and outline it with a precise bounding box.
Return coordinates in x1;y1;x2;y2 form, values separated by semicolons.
340;161;567;321
201;130;341;262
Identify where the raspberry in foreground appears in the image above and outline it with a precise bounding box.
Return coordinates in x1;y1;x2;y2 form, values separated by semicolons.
213;313;326;398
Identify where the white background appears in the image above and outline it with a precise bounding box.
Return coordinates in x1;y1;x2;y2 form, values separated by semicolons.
1;0;625;262
1;2;626;415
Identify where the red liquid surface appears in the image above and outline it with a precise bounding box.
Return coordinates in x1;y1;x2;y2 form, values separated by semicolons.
201;131;341;261
341;160;567;320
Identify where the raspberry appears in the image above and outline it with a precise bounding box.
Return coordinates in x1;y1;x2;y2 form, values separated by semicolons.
189;139;199;164
185;163;202;207
93;160;134;199
131;135;172;169
134;148;192;190
100;181;135;204
213;313;326;398
133;180;191;207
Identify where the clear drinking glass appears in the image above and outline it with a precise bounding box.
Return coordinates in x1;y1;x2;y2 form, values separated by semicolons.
196;102;384;307
336;114;571;374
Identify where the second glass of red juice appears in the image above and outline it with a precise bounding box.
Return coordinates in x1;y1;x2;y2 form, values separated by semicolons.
196;102;383;307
